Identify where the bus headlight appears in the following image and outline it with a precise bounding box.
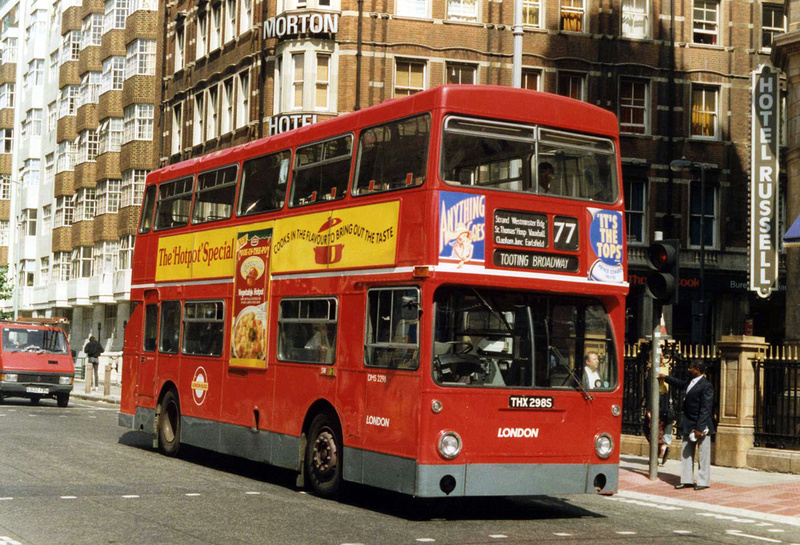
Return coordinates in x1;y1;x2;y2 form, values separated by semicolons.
595;433;614;459
59;376;73;385
438;431;462;460
1;373;18;382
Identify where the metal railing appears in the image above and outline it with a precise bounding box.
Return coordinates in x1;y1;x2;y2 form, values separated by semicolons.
754;346;800;449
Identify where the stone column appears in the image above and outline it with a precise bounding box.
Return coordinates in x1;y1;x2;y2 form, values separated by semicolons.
714;335;768;467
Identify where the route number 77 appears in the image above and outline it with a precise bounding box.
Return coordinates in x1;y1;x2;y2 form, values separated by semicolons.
553;217;579;251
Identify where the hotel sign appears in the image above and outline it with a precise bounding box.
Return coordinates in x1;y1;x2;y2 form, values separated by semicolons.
750;63;780;299
269;114;317;136
264;12;339;40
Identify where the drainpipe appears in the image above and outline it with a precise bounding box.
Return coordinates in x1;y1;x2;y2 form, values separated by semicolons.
512;0;522;87
355;0;364;110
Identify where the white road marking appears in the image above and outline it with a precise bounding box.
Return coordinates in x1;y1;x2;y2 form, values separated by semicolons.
606;496;682;511
245;492;261;495
758;523;775;527
768;529;785;533
0;537;22;545
489;535;508;539
0;498;12;501
122;495;139;499
674;530;692;534
60;496;77;499
553;533;572;537
616;531;637;535
415;539;436;543
184;493;201;497
699;513;756;524
726;530;781;543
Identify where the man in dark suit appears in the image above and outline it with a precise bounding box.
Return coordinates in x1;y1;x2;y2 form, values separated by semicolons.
660;359;715;490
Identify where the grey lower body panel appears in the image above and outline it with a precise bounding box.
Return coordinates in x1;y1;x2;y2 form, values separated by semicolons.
122;410;617;498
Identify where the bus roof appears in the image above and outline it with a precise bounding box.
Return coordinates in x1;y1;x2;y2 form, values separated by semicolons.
152;85;620;184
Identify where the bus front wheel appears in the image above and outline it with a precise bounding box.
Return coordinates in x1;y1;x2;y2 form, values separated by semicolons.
305;412;343;498
157;390;181;457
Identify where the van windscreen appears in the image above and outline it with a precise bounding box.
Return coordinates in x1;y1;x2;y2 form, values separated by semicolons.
2;328;69;354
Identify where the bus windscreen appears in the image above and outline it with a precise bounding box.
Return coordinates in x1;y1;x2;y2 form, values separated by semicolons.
440;116;618;203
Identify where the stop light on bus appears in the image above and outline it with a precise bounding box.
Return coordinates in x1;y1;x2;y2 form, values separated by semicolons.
646;239;679;304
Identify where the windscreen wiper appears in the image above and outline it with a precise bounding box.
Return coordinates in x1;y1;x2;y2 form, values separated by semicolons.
471;289;514;335
550;346;593;401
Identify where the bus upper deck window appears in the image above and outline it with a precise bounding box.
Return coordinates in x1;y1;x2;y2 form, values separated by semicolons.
155;176;194;230
238;150;290;216
193;165;237;224
290;134;352;207
354;114;430;195
138;185;156;233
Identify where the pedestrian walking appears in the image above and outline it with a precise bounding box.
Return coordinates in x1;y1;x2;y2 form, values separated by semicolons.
643;363;675;466
84;336;104;391
660;359;715;490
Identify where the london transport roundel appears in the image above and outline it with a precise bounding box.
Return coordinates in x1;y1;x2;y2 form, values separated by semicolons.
191;367;209;406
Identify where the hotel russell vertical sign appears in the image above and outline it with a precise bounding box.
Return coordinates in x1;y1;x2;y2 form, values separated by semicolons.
750;63;780;298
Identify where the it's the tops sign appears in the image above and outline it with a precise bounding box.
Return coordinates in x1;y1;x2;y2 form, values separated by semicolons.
264;12;339;40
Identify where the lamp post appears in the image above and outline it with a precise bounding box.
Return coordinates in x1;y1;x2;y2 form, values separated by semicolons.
670;158;711;344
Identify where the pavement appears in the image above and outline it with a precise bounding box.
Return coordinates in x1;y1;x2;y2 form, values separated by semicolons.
72;379;800;525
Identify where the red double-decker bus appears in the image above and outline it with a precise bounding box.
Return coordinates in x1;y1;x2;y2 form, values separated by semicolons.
119;85;627;498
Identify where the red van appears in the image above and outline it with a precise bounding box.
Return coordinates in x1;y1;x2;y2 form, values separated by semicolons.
0;321;74;407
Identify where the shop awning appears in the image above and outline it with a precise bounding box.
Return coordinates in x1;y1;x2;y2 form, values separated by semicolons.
784;213;800;247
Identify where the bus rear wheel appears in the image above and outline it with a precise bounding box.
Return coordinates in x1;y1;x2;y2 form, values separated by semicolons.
305;412;343;498
157;390;181;457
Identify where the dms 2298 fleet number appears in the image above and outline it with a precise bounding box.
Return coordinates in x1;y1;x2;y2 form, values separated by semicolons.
508;395;554;409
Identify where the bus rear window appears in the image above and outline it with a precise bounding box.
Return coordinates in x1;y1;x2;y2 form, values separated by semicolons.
238;150;290;216
440;116;618;202
433;287;617;390
155;176;194;230
290;135;352;207
192;166;237;224
354;114;430;195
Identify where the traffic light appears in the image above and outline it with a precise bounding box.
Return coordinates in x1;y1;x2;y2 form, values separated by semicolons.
646;239;679;304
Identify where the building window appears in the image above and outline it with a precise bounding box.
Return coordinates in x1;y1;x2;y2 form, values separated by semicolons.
24;59;44;90
0;37;17;64
98;117;123;154
123;104;154;143
561;0;585;31
0;176;9;199
74;188;96;222
47;102;57;132
174;26;184;72
54;195;75;228
196;11;208;58
24;108;43;137
96;179;121;214
690;181;717;248
93;240;118;275
624;178;646;243
224;0;237;42
125;39;157;79
104;0;128;31
447;0;478;21
193;92;204;145
621;0;648;38
118;234;135;269
220;80;233;135
39;257;49;286
0;129;12;153
129;0;157;13
522;69;540;90
53;251;71;281
691;84;718;138
50;51;58;81
619;78;648;134
209;4;222;51
0;83;15;109
78;72;102;108
56;140;77;173
315;54;330;110
45;154;54;184
395;59;425;97
101;57;124;96
446;63;476;84
239;0;252;33
693;0;719;45
205;86;219;141
236;70;249;129
522;0;541;26
20;159;40;186
81;13;103;49
558;71;586;100
0;221;9;245
59;85;79;118
397;0;428;17
61;30;81;63
71;246;93;279
77;129;99;164
42;205;51;231
762;4;785;50
21;209;37;236
172;103;183;154
121;169;147;207
278;298;338;364
292;52;304;110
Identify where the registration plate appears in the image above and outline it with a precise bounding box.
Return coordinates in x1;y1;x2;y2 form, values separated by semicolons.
26;387;49;395
508;395;554;409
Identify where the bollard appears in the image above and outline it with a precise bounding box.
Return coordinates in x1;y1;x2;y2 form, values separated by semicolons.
85;360;91;394
104;363;111;397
